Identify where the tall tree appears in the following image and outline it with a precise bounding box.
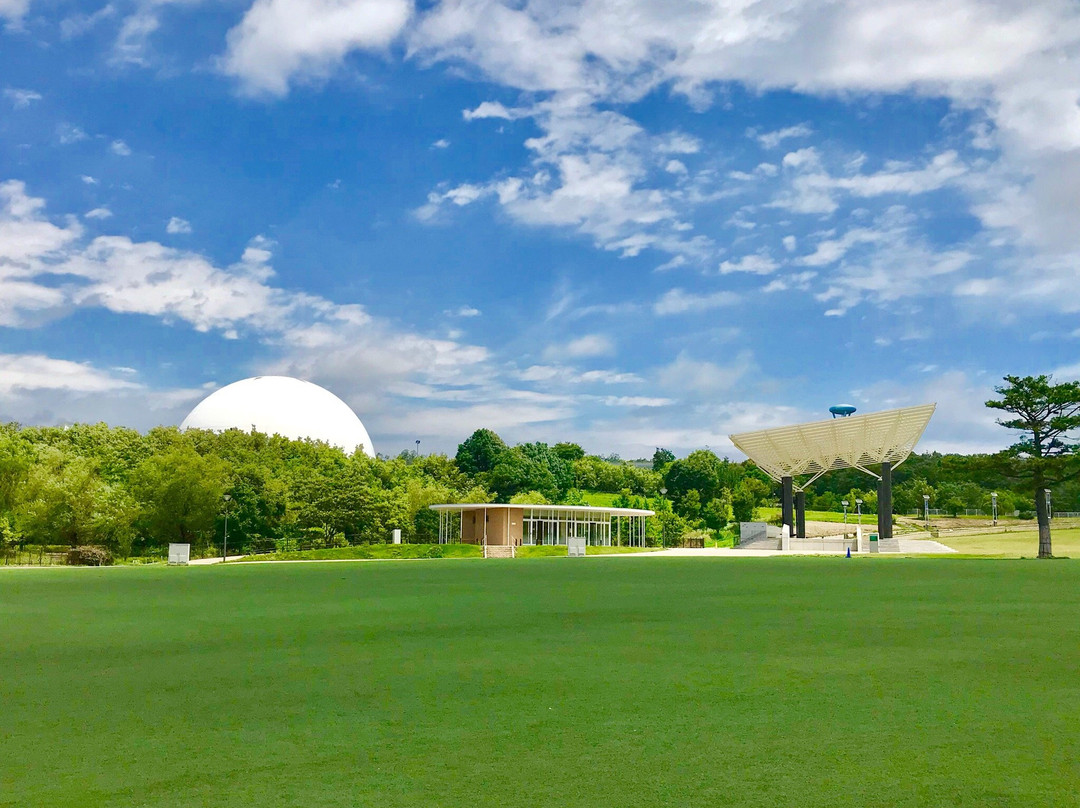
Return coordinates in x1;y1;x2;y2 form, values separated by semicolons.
986;374;1080;558
131;445;228;551
652;447;675;471
455;429;508;476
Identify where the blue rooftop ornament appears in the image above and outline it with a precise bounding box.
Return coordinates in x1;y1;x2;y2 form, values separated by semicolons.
829;405;857;419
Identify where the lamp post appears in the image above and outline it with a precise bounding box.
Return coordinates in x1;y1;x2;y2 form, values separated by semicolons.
222;494;232;562
842;500;849;526
991;492;998;527
415;439;420;458
855;498;863;527
658;488;668;546
923;493;930;528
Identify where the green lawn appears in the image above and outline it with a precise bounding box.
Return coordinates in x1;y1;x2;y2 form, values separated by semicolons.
3;559;1080;807
232;543;483;562
758;506;878;524
937;527;1080;557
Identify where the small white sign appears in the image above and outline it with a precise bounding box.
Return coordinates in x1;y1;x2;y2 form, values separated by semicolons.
168;543;190;565
392;529;402;545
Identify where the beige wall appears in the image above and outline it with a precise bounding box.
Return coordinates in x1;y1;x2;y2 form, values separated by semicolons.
457;508;524;545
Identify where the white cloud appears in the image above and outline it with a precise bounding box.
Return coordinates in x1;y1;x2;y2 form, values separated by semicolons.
4;88;42;108
418;97;713;262
85;207;113;220
543;333;614;360
814;208;974;315
166;216;192;234
517;364;641;385
110;139;132;156
81;175;98;185
403;0;1080;314
752;123;813;149
221;0;412;95
0;353;139;396
762;270;816;293
57;124;88;145
445;305;480;317
60;4;117;39
432;138;450;149
653;287;740;315
463;101;523;121
718;252;779;275
0;0;30;24
656;351;756;396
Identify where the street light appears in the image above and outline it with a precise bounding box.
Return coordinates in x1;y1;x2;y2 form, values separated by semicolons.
222;494;232;562
991;492;998;526
415;439;421;458
841;500;849;525
855;498;863;526
923;493;930;528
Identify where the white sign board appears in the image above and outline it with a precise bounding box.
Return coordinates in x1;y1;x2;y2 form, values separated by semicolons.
392;528;401;545
567;536;586;558
168;543;190;566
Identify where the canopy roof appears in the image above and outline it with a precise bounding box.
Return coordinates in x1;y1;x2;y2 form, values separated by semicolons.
430;503;654;517
729;404;936;483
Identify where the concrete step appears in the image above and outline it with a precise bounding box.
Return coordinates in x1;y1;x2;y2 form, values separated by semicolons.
483;545;516;559
737;538;782;551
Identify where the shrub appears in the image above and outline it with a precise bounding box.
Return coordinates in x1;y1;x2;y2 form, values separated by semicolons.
67;545;114;566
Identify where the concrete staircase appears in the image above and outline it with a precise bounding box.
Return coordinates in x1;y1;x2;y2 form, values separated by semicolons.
483;544;516;559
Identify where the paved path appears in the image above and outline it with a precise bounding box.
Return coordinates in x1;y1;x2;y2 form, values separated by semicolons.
896;539;957;554
188;555;245;565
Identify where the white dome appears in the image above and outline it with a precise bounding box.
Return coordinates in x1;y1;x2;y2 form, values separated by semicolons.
180;376;375;457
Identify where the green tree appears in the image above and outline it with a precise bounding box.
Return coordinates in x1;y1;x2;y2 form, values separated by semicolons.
552;442;585;462
14;448;111;547
678;489;702;521
654;510;688;547
455;429;508;476
703;494;731;533
131;445;228;551
986;374;1080;558
652;447;675;471
730;477;771;524
509;490;551;504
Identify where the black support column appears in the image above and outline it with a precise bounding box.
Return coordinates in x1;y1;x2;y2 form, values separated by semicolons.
795;490;806;538
877;461;893;539
781;476;794;538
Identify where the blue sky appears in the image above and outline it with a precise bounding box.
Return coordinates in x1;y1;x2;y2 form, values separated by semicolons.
2;0;1079;458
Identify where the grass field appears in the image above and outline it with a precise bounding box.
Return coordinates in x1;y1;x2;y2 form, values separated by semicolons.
3;559;1080;807
937;526;1080;557
233;543;483;562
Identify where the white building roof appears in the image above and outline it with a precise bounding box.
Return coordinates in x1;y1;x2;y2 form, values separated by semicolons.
728;403;936;482
429;503;655;516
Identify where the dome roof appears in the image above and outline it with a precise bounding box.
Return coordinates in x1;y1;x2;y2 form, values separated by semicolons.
180;376;375;457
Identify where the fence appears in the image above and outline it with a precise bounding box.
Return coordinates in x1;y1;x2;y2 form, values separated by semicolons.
1;546;68;566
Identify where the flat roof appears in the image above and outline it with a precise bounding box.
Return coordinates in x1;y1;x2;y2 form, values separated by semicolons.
728;403;936;482
429;503;655;517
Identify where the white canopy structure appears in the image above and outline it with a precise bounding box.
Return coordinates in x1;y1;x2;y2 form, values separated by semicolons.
728;403;936;544
729;403;937;487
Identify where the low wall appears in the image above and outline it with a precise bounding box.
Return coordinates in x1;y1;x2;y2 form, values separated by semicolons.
788;536;859;553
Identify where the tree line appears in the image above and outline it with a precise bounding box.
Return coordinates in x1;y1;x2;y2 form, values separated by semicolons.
1;374;1076;560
